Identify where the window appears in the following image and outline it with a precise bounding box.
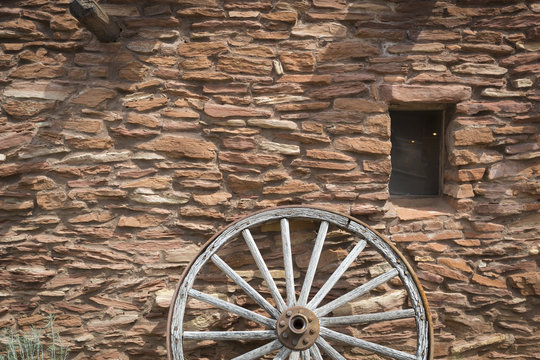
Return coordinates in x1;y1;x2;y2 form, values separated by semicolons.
389;110;444;196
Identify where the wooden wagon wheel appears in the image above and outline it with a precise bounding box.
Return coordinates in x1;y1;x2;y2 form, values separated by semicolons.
168;206;433;360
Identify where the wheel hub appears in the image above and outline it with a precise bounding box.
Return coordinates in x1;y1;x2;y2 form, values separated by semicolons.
276;306;319;351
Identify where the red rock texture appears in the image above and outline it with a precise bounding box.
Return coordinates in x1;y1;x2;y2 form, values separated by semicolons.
0;0;538;359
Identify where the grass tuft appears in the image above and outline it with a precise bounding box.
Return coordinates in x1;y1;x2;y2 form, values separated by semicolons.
0;315;69;360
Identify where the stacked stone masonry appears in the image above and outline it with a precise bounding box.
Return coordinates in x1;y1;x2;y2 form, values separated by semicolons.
0;0;539;359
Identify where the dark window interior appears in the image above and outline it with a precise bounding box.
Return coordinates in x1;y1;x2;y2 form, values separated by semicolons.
389;110;443;196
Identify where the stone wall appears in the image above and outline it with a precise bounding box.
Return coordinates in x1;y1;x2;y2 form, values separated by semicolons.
1;0;539;359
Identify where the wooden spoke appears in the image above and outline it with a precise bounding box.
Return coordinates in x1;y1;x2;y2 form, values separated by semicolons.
310;344;323;360
289;351;300;360
320;327;416;360
297;221;328;306
211;254;280;319
169;207;432;360
315;268;399;317
243;229;287;312
232;340;283;360
307;239;367;310
316;337;346;360
188;289;275;328
281;218;296;307
183;330;276;341
321;309;416;326
274;346;292;360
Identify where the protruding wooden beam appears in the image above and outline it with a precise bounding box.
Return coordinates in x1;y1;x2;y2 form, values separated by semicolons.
69;0;120;42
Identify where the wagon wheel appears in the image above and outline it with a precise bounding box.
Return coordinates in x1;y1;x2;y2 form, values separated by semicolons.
168;206;433;360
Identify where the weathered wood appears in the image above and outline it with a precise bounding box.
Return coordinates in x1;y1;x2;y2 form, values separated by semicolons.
315;268;399;317
348;220;430;359
289;351;300;360
169;206;432;360
69;0;120;42
183;330;275;341
307;239;367;310
309;345;323;360
232;340;282;360
274;346;292;360
211;254;280;319
243;228;287;312
321;309;416;326
189;289;276;328
281;218;296;307
297;221;328;306
320;327;416;360
316;337;347;360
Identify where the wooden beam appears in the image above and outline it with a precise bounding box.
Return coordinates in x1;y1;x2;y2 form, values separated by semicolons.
69;0;120;42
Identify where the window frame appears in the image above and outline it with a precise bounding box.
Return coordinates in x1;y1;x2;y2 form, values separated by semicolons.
388;105;447;198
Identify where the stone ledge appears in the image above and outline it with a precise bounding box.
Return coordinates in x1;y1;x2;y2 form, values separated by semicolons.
380;84;472;104
384;198;455;221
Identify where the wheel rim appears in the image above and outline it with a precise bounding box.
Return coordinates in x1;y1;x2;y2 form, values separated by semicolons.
168;206;433;360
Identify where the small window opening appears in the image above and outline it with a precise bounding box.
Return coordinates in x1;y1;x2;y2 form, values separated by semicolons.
389;110;444;196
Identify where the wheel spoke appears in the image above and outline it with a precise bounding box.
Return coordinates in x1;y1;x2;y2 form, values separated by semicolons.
320;309;415;326
289;351;300;360
320;327;416;360
315;268;399;317
232;340;283;360
310;344;323;360
274;346;292;360
211;254;280;319
307;239;367;310
189;289;276;328
281;218;296;307
243;229;287;312
297;221;328;306
316;337;346;360
183;330;276;341
171;207;433;360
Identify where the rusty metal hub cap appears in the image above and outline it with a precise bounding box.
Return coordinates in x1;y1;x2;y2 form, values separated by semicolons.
277;306;320;350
